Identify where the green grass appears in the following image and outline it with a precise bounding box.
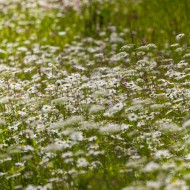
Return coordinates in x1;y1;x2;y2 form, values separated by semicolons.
0;0;190;189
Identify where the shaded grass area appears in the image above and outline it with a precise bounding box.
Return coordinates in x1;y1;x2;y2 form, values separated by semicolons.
79;0;190;45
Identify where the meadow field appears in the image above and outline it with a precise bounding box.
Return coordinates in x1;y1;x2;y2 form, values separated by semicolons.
1;0;190;189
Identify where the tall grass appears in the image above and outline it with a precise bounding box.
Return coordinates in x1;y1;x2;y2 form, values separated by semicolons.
78;0;190;45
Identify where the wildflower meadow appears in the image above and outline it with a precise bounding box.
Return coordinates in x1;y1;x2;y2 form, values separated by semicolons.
1;0;190;189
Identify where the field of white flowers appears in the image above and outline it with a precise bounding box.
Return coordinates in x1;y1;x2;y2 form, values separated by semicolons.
1;0;190;189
